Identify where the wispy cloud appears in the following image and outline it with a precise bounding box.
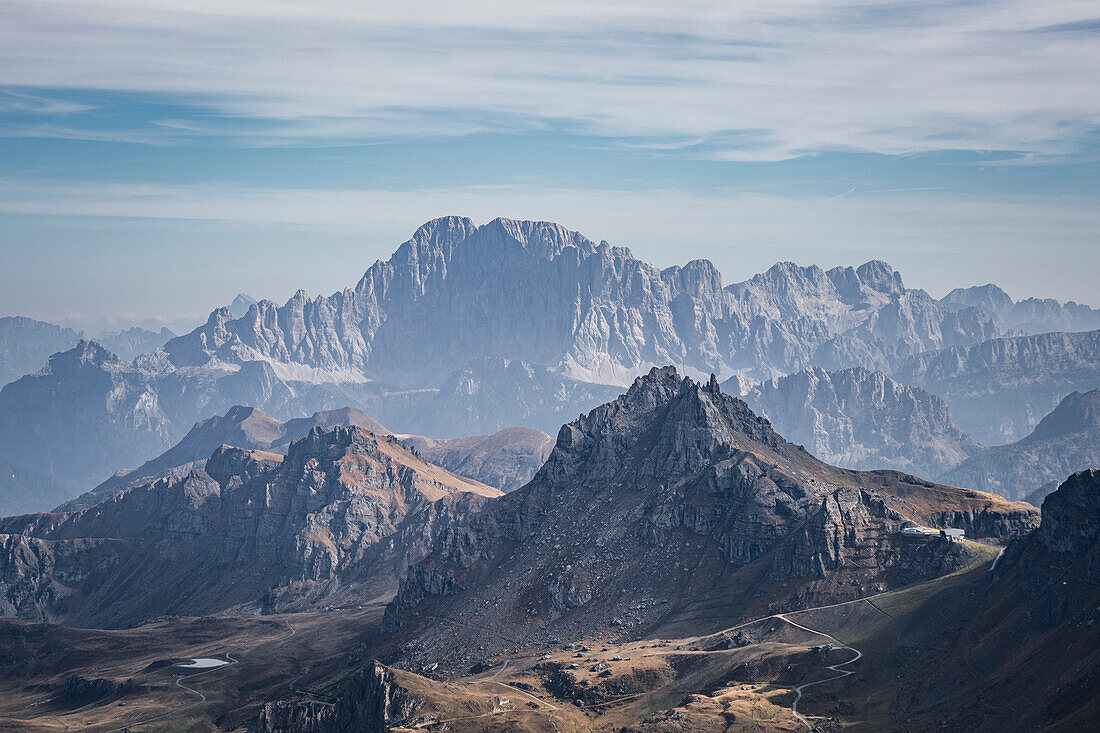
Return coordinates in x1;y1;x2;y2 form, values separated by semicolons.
1;177;1097;299
1;1;1098;159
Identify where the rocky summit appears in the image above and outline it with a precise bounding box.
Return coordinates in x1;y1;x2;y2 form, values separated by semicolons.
383;367;1036;667
0;425;500;627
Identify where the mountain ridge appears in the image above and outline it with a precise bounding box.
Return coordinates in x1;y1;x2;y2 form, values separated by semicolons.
383;367;1036;667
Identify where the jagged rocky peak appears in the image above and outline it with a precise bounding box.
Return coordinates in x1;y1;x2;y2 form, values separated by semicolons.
0;423;501;626
229;292;258;317
661;258;723;296
383;366;1034;658
1025;388;1100;443
54;339;118;371
545;366;788;484
858;259;904;292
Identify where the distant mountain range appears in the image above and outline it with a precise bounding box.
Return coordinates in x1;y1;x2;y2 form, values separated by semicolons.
159;217;1001;386
0;316;174;387
1;217;1097;514
942;283;1100;334
942;388;1100;502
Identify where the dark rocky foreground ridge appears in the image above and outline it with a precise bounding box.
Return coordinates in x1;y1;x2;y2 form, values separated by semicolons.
383;367;1036;665
0;426;500;627
250;467;1099;733
886;468;1100;730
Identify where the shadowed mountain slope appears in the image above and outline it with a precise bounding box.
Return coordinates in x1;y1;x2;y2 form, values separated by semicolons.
383;367;1036;667
0;426;501;627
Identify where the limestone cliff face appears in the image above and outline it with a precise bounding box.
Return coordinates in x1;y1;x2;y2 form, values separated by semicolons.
0;427;499;627
164;218;995;389
251;662;422;733
741;366;979;477
942;388;1100;501
384;368;1035;665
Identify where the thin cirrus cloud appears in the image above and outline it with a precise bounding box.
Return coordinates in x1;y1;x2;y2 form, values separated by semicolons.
1;176;1098;303
1;1;1098;159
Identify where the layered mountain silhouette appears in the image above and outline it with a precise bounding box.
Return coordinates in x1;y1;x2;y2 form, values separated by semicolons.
384;368;1035;665
942;283;1100;334
942;388;1100;502
0;316;174;388
2;217;1097;517
63;405;551;511
162;217;997;388
0;426;500;627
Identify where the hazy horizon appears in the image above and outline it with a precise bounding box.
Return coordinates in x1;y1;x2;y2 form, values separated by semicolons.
2;2;1099;329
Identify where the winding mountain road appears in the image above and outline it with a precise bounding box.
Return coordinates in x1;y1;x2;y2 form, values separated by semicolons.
779;614;863;730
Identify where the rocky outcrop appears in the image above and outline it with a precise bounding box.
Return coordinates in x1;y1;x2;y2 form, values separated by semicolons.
893;328;1100;444
741;366;979;477
251;662;422;733
942;388;1100;501
0;426;500;627
384;368;1034;666
1000;468;1100;625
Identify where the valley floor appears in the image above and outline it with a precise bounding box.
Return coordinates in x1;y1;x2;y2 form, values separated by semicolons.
1;543;1007;732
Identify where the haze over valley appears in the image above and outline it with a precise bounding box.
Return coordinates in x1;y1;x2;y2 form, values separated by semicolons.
1;2;1097;731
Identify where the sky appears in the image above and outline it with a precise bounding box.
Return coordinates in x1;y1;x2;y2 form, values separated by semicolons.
1;1;1098;333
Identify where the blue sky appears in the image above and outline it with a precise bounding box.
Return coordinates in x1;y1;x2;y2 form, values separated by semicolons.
1;1;1098;333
